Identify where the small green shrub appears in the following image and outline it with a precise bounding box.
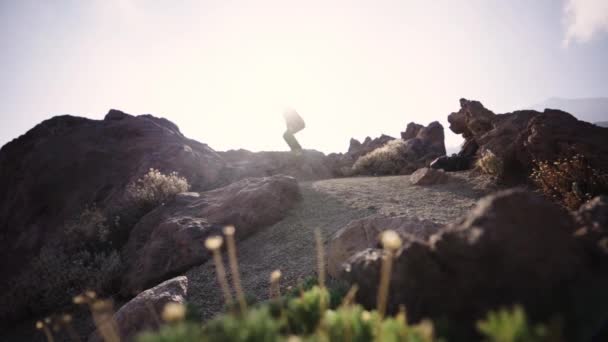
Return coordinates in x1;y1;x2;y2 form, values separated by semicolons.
286;286;330;334
126;168;190;209
132;288;571;342
476;149;504;178
531;154;608;209
202;306;282;342
284;276;348;310
136;286;438;342
137;322;205;342
318;305;377;342
477;306;562;342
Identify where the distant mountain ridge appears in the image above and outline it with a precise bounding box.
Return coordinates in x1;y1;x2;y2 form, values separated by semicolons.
596;121;608;127
529;97;608;124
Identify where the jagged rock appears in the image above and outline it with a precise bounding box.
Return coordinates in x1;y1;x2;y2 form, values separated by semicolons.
89;276;188;342
327;214;441;277
448;99;496;139
105;108;131;121
121;175;300;294
348;138;362;153
447;99;608;182
409;167;450;185
401;123;423;140
328;121;448;177
349;134;395;160
352;122;446;175
341;189;604;340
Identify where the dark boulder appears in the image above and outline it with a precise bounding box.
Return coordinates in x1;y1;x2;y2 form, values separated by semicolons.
89;276;188;342
327;214;441;277
409;167;451;185
341;189;607;340
121;175;300;294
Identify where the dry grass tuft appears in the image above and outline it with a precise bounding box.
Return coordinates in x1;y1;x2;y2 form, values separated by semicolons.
531;154;608;210
377;230;402;318
476;149;504;178
352;140;410;175
126;168;190;209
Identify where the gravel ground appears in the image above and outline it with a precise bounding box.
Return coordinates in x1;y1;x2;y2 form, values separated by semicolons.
186;171;494;320
1;171;494;341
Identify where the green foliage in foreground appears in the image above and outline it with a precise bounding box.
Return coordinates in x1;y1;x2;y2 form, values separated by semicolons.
477;306;563;342
136;286;560;342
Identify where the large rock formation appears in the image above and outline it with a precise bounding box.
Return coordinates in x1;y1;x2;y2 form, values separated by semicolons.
0;110;309;324
121;175;300;294
437;99;608;182
351;121;447;175
326;214;441;277
0;110;225;281
89;276;188;342
340;189;608;340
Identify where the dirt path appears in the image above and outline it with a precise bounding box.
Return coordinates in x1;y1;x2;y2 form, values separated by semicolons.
186;171;493;319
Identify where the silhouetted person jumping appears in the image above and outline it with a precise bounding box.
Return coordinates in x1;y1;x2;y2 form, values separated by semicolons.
282;109;305;151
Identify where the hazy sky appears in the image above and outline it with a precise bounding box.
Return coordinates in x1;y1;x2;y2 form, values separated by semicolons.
1;0;607;153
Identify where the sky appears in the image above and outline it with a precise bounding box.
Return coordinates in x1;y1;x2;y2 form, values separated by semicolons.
1;0;607;153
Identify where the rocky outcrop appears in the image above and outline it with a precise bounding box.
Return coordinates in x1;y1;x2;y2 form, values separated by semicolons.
401;123;423;140
89;276;188;342
327;215;441;277
348;134;396;160
325;134;397;177
341;190;608;340
0;110;225;282
0;109;312;323
351;122;447;175
409;167;451;186
121;175;300;294
442;98;608;182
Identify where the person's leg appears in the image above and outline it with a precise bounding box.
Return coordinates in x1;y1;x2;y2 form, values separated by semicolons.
283;130;302;151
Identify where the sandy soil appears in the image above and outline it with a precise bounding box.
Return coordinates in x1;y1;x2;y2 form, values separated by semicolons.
186;171;494;320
